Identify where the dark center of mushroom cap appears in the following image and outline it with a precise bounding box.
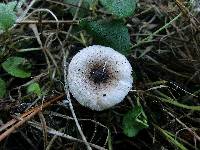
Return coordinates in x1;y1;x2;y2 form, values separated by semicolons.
89;65;109;84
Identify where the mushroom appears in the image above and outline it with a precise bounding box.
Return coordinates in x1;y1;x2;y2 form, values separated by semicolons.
67;45;133;111
191;0;200;12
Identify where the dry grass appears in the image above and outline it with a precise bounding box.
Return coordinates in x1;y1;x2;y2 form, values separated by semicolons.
0;0;200;149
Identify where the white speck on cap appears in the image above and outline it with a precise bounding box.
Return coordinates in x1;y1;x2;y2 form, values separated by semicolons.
67;45;133;111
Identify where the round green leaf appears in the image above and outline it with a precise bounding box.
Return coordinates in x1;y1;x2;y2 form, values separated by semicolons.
0;78;6;98
80;19;131;56
0;2;16;31
2;57;31;78
27;82;41;97
100;0;137;18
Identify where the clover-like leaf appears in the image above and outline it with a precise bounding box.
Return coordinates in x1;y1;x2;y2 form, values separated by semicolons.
100;0;137;18
80;19;131;55
122;106;149;137
27;82;41;97
0;78;6;98
2;57;31;78
0;1;17;31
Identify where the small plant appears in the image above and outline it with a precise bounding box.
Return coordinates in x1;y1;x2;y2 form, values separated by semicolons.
2;56;31;78
0;1;32;98
0;1;17;33
27;82;41;97
122;105;149;137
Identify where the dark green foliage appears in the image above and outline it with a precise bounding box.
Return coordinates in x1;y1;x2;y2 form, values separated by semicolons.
2;57;31;78
100;0;136;18
122;106;149;137
27;82;41;97
0;1;17;31
0;78;6;98
80;19;131;55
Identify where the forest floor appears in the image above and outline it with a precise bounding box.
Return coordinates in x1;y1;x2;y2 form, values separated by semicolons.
0;0;200;150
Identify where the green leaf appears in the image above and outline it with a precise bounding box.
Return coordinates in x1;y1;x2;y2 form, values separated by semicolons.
0;78;6;98
80;19;131;55
2;57;31;78
122;106;149;137
27;82;41;97
64;0;94;18
0;1;17;31
100;0;137;18
7;1;17;10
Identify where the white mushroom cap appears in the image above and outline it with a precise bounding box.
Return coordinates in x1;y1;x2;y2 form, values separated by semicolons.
67;45;133;111
191;0;200;12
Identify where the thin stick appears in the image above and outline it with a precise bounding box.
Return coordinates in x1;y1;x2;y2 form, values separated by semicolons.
46;0;109;15
29;121;107;150
61;0;92;149
166;110;200;142
62;0;82;46
132;13;181;48
16;20;77;24
0;94;64;137
23;8;60;30
0;108;40;141
16;0;38;23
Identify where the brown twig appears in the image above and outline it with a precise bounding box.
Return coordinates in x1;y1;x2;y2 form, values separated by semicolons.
28;121;107;150
46;0;109;15
0;94;64;142
17;20;78;24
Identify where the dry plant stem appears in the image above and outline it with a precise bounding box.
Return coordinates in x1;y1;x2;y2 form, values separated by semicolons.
175;0;200;29
29;23;51;71
24;8;59;31
132;14;181;48
0;107;39;141
46;0;109;15
145;55;189;78
46;128;65;150
65;85;93;150
29;24;43;47
0;94;64;141
27;9;61;74
46;0;85;9
61;0;92;149
17;20;77;24
38;112;48;149
14;73;48;89
19;131;38;150
14;0;38;26
63;0;83;46
45;111;110;146
29;121;107;150
166;111;200;142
